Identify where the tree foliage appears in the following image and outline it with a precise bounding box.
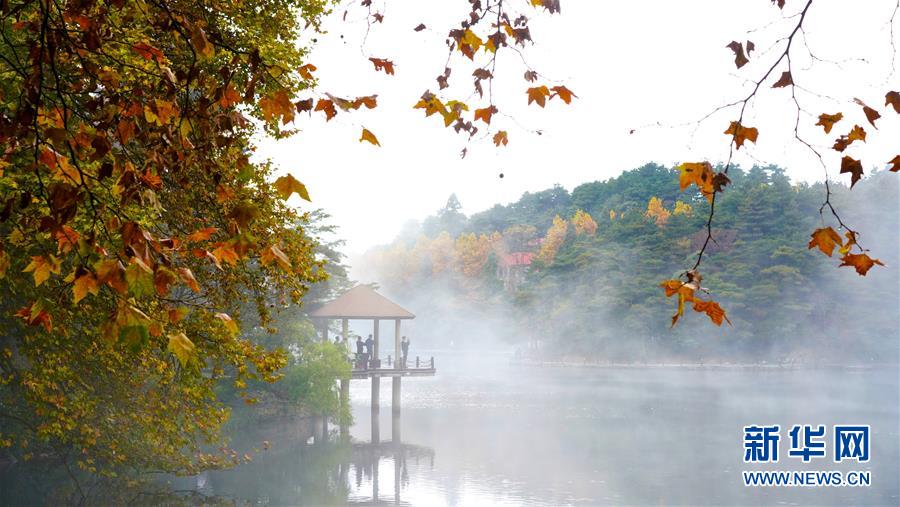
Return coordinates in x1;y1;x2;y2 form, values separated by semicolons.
362;164;898;362
0;0;331;478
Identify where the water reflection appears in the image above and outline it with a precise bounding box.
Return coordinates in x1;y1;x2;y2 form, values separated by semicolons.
177;413;435;506
175;351;899;506
345;438;435;505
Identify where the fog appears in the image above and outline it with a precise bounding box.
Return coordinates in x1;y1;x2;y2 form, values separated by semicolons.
112;168;900;505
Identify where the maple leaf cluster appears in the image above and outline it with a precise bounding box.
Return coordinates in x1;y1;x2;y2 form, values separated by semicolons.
0;0;328;476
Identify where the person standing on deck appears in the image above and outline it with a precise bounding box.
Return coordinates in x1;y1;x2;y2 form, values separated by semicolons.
401;336;410;368
365;334;375;367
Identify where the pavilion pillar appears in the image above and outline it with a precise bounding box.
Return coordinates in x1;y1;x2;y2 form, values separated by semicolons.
371;318;380;443
321;319;329;343
392;410;401;443
394;447;401;504
392;376;401;415
340;378;350;441
394;319;401;367
371;374;380;413
373;319;380;360
341;318;349;352
371;387;380;444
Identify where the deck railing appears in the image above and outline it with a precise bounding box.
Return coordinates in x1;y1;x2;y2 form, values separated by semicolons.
350;354;435;373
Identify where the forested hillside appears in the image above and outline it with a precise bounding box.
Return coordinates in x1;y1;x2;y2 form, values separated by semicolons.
360;164;899;363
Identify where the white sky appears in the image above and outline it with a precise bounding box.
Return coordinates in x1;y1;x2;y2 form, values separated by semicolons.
257;0;899;257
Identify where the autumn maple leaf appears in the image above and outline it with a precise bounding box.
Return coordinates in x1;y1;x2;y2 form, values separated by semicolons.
677;162;716;202
815;112;843;134
839;156;864;188
807;227;843;257
839;253;884;276
526;86;550;107
273;174;311;201
724;121;758;149
359;128;381;146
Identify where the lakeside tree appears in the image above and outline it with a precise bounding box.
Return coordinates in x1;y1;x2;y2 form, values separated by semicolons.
0;0;333;484
0;0;897;492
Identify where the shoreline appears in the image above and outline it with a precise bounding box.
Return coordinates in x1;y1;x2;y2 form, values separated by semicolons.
509;359;900;370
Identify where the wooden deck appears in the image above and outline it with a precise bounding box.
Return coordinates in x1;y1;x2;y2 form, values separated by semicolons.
350;356;435;379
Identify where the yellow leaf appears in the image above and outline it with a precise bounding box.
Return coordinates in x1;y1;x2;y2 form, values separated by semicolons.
677;162;715;202
260;245;292;270
211;244;240;266
215;313;239;337
0;249;10;278
23;255;62;286
167;332;196;366
73;273;99;304
273;174;311;201
359;128;380;146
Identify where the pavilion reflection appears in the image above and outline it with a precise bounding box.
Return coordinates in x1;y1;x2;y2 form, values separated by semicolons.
339;414;435;505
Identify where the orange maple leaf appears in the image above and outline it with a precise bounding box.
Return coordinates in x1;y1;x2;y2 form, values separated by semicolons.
886;91;900;114
314;99;337;121
474;106;497;125
298;63;317;81
178;267;201;293
55;226;80;253
369;58;395;75
839;253;884;276
493;131;508;147
839;156;864;188
724;121;758;149
186;227;218;242
550;86;577;104
15;301;52;332
771;71;793;88
853;98;880;128
359;128;380;146
807;227;843;257
815;112;843;134
526;86;550;107
352;95;378;109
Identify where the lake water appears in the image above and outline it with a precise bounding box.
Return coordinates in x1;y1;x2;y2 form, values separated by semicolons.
186;350;899;506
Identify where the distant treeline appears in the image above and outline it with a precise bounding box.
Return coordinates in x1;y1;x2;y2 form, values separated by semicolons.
360;164;899;364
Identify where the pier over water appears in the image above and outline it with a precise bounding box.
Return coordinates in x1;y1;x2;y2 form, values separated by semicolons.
309;285;435;442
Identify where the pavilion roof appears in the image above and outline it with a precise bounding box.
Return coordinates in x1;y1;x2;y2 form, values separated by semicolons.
308;285;415;320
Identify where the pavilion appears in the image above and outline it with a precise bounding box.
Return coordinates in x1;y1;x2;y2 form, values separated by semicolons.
309;285;435;442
